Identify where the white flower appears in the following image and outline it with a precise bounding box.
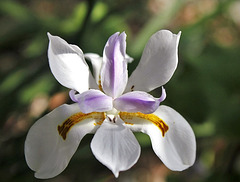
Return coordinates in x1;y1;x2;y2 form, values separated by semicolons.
24;30;196;179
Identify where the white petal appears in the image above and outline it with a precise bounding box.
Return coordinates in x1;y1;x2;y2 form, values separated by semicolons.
126;30;181;92
85;53;103;84
47;33;90;93
101;32;128;98
125;54;134;63
25;104;104;179
120;105;196;171
90;116;140;177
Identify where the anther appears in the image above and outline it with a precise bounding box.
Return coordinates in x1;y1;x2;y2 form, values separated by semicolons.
131;85;135;91
107;116;112;122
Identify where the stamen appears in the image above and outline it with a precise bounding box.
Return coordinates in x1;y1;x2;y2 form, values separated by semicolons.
119;112;169;137
113;117;116;123
106;115;117;123
107;116;112;122
58;112;105;140
131;85;135;91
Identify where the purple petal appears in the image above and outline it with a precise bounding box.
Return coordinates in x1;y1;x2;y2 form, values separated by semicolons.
69;89;79;102
101;32;128;98
76;89;113;113
114;91;165;114
158;87;166;102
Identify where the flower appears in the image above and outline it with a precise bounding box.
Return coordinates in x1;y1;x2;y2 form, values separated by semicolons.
24;30;196;179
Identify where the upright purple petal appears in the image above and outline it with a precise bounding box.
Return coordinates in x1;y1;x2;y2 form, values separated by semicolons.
113;91;165;114
101;32;128;98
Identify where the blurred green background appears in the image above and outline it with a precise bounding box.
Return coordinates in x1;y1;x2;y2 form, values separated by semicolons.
0;0;240;181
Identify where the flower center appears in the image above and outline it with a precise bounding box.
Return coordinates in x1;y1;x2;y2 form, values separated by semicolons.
106;108;119;116
57;110;169;140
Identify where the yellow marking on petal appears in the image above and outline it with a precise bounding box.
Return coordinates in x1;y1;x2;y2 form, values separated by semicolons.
94;120;104;126
58;112;105;140
119;112;169;137
125;122;134;125
98;76;103;92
